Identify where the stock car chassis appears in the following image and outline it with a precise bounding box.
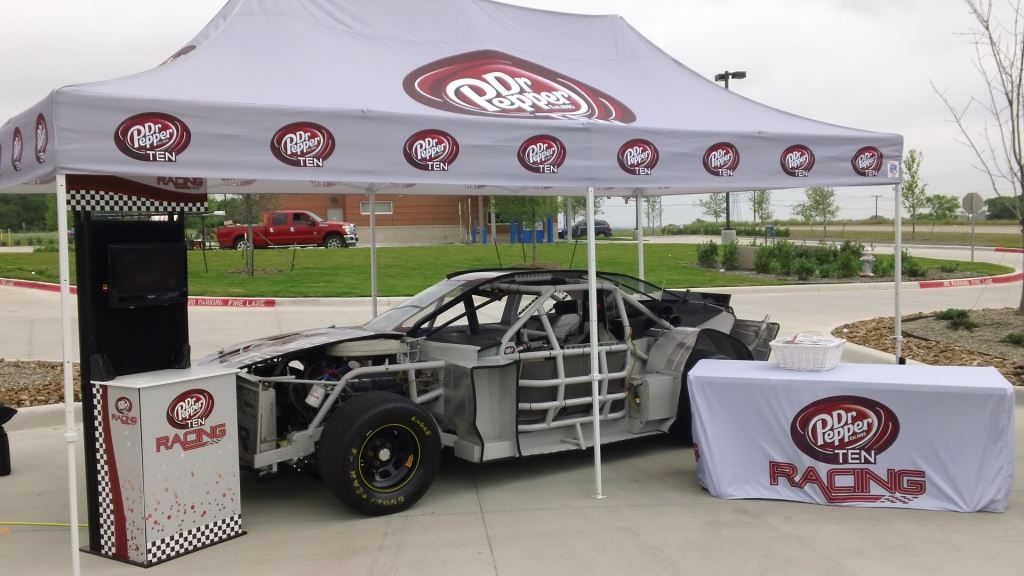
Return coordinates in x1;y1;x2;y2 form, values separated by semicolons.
200;269;778;515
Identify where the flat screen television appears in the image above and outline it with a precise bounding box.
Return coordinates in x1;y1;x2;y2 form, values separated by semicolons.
107;242;187;308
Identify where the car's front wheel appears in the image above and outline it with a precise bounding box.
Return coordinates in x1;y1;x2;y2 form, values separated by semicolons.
317;392;441;515
324;234;346;248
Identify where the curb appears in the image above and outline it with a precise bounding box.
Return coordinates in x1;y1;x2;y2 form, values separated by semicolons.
4;268;1021;306
995;247;1024;254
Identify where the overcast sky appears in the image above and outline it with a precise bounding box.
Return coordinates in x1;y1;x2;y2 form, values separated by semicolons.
0;0;1006;227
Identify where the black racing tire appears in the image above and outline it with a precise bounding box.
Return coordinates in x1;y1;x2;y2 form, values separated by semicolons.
324;234;346;248
233;236;248;250
670;330;753;445
317;392;441;515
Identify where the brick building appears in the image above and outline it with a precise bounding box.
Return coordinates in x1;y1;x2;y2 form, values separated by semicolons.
274;192;494;244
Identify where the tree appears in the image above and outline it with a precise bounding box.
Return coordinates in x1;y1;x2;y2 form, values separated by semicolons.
794;186;840;236
558;195;604;224
748;190;773;224
925;194;961;221
0;194;50;231
493;195;559;264
643;195;663;233
901;149;929;239
985;195;1020;219
698;192;727;223
935;0;1024;309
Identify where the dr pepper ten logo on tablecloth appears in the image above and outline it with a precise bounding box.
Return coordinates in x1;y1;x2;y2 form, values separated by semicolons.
790;395;900;465
115;113;191;162
404;50;636;123
271;122;336;168
404;129;459;172
768;395;925;506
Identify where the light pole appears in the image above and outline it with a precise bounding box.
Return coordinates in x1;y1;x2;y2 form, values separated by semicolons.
713;70;746;231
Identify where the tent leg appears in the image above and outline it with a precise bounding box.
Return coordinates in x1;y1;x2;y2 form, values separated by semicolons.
56;173;82;576
586;187;605;499
370;188;378;318
635;189;644;280
893;184;903;364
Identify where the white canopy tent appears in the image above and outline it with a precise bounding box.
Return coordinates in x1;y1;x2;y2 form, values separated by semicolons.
0;0;903;572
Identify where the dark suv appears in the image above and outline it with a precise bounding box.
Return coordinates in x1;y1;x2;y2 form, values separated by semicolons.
562;219;613;239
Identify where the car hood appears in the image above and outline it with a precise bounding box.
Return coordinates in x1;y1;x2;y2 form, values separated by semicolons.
196;326;395;369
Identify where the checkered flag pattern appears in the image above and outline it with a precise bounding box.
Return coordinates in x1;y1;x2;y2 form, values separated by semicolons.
146;514;243;564
92;382;117;556
68;190;207;213
879;495;919;505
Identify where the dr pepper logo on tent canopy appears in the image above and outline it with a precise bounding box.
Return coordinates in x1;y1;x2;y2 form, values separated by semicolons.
790;395;900;465
703;142;739;176
35;114;48;164
852;146;884;176
780;144;815;177
618;139;659;176
166;388;215;430
518;135;566;174
404;50;636;123
404;129;460;172
114;113;191;162
271;122;336;168
11;128;23;172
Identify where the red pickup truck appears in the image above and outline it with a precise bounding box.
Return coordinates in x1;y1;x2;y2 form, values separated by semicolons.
216;210;358;249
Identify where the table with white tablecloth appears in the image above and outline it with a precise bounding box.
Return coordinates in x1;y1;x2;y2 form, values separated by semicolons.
688;360;1015;512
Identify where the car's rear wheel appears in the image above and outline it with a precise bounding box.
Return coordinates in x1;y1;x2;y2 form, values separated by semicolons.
317;392;441;515
670;330;753;445
324;234;346;248
233;237;248;250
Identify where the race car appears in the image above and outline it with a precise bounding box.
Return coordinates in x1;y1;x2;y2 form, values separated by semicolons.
198;269;779;515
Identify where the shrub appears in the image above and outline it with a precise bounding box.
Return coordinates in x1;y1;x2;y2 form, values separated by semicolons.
937;308;977;331
720;241;739;270
696;240;718;268
774;240;797;275
874;255;894;277
948;316;978;331
936;308;969;321
835;251;862;278
754;245;775;274
793;258;816;281
939;262;960;273
817;262;837;279
1001;332;1024;346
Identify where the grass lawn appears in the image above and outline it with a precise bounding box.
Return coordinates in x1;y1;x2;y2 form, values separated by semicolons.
0;243;1012;298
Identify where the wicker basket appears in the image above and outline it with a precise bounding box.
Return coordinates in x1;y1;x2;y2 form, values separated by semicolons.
770;333;845;371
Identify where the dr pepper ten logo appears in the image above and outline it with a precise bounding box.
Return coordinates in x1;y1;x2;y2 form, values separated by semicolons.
114;113;191;162
271;122;336;168
404;129;459;172
617;139;659;176
404;50;635;123
518;135;566;174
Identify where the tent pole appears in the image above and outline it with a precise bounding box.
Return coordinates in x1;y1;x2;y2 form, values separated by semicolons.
370;188;378;318
56;173;82;576
586;187;605;499
635;189;644;280
893;184;903;363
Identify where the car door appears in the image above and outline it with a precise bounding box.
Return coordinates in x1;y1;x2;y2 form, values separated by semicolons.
265;212;289;245
290;212;319;245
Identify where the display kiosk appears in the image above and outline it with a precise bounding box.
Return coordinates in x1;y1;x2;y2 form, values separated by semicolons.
71;177;243;565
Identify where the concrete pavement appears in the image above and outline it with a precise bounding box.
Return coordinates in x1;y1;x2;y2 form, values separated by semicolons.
2;242;1023;575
